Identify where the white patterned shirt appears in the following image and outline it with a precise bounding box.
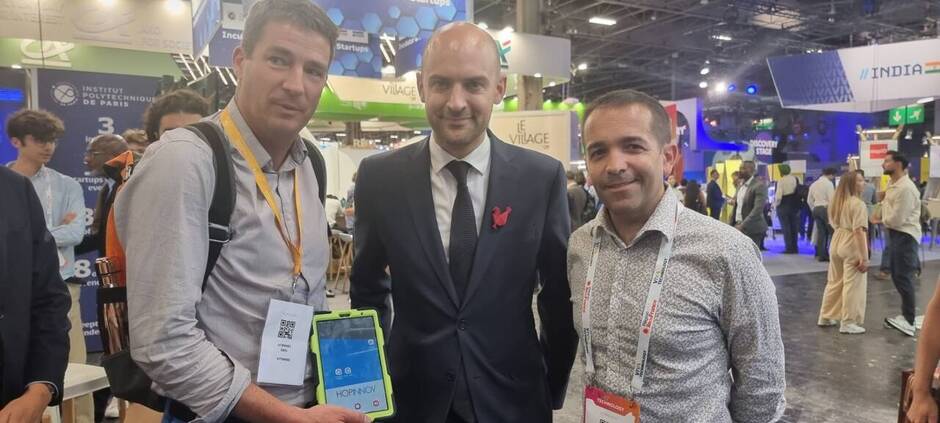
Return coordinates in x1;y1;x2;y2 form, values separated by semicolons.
567;190;786;422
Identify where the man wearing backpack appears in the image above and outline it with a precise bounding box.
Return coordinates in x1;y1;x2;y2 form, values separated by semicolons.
114;1;367;422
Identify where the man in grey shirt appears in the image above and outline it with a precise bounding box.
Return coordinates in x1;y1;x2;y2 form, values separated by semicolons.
114;1;366;422
568;89;785;422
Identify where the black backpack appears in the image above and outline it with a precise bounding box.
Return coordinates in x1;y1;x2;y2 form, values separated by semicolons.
99;122;328;416
185;121;327;288
581;187;598;223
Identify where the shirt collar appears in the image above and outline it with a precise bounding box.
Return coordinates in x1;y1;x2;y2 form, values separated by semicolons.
588;185;680;249
888;174;910;188
429;132;491;176
224;100;307;172
5;161;47;180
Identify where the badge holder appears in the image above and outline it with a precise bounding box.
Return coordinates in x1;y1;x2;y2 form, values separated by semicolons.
584;386;640;423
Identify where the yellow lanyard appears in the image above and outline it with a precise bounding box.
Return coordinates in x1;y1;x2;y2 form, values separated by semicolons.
220;110;304;279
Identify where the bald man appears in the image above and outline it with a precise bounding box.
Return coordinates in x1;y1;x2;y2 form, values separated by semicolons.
76;134;128;258
350;23;577;422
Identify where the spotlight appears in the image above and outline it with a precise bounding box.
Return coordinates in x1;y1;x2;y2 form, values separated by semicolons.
164;0;184;14
727;83;736;92
714;81;727;92
745;84;758;95
700;66;710;75
699;81;709;89
578;63;588;71
589;17;617;26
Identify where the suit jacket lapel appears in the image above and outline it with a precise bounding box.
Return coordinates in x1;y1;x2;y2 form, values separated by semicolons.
462;133;519;306
404;139;460;307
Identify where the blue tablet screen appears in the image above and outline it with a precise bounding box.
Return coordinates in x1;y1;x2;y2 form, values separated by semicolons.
317;316;388;413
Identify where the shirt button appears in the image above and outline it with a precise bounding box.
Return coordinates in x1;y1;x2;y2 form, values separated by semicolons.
458;319;466;331
446;372;456;382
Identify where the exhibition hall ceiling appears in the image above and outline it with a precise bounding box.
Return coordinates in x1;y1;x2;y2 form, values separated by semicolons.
474;0;939;101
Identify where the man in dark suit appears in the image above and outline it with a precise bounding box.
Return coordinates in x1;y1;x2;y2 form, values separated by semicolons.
350;23;578;423
706;169;724;220
0;166;71;420
567;170;588;232
735;161;770;249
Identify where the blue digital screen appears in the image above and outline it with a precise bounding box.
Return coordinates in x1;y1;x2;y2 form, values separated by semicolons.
317;316;388;413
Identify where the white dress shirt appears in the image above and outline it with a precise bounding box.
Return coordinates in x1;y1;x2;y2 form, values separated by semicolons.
735;177;753;223
324;197;342;226
807;177;835;209
774;174;799;207
429;133;491;261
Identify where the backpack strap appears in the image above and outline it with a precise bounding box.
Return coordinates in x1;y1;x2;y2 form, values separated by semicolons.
303;138;327;205
183;122;236;292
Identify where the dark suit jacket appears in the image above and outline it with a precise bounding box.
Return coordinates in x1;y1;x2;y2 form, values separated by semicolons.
75;166;120;257
0;166;71;407
706;180;724;209
740;177;769;236
350;134;578;423
567;184;587;231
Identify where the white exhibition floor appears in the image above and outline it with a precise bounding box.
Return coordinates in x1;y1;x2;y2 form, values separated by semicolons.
762;233;940;277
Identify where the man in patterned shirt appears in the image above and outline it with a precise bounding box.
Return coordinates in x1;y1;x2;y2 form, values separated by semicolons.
568;89;786;422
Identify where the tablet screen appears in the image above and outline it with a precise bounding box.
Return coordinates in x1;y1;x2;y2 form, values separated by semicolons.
316;316;389;413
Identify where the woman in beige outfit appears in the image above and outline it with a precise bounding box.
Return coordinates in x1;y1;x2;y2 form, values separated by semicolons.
818;170;869;334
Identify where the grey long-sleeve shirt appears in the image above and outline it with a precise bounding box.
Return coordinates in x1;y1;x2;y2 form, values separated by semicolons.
568;191;786;422
114;101;330;422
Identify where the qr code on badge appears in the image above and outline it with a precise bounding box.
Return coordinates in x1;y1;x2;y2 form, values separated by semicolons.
277;319;295;340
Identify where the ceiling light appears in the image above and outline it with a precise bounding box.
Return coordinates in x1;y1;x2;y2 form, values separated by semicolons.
712;34;733;41
501;26;514;34
578;62;588;70
714;81;727;92
727;83;737;92
533;73;542;77
164;0;184;14
478;22;488;29
699;81;708;89
549;81;556;87
700;66;710;75
745;84;759;95
10;64;22;69
917;97;934;104
589;17;617;26
650;12;657;21
414;130;423;134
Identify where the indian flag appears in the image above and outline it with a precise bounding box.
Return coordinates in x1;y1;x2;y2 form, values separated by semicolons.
926;61;940;74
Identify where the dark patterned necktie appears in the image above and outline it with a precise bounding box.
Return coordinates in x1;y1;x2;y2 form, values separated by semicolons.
446;160;477;301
